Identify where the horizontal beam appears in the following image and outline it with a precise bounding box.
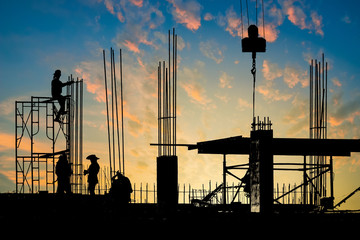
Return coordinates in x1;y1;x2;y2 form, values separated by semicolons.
190;135;360;156
150;143;197;150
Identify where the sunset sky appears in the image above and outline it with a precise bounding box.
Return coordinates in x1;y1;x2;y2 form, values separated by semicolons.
1;0;360;209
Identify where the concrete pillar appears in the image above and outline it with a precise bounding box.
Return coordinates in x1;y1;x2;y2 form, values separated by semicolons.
157;155;178;211
249;129;273;214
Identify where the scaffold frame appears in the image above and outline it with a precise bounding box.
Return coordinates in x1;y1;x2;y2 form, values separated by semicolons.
15;77;83;194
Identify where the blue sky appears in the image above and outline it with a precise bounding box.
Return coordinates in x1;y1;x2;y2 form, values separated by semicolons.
1;0;360;208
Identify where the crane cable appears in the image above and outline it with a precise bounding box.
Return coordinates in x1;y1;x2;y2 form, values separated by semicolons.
240;0;266;38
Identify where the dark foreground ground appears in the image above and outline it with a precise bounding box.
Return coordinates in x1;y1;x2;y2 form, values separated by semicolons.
1;193;359;235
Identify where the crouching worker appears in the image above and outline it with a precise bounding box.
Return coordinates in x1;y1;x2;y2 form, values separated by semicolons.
110;171;133;205
84;154;100;195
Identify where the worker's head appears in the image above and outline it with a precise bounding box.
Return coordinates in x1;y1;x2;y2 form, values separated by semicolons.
248;25;259;39
86;154;99;163
59;153;67;162
54;69;61;78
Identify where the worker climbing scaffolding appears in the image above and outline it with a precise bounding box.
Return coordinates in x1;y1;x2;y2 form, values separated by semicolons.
51;69;74;122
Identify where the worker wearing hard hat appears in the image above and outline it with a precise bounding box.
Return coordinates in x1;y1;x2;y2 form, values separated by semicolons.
84;154;100;195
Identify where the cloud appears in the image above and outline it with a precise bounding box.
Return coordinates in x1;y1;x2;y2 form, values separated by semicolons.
238;97;252;111
285;3;307;29
181;80;211;106
283;95;308;136
108;0;164;53
0;96;29;119
167;0;202;31
219;71;233;89
257;85;293;102
104;0;115;14
0;172;14;193
0;132;14;151
262;59;282;81
75;60;106;103
268;4;284;26
199;40;225;64
332;78;342;87
204;12;214;21
129;0;143;7
342;15;351;24
258;23;279;43
103;0;125;22
280;0;324;37
328;94;360;129
262;59;308;88
216;6;242;38
215;94;230;103
223;7;242;37
283;65;308;88
258;59;297;102
310;11;324;37
123;40;140;53
180;66;213;108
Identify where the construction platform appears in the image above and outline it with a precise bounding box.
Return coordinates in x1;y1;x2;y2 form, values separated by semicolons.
1;193;359;230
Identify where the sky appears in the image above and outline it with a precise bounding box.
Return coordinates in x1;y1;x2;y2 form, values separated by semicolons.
1;0;360;209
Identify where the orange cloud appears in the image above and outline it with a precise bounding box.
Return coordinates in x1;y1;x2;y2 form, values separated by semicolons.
329;112;360;127
116;12;125;22
181;81;211;106
258;23;279;43
311;11;324;37
283;65;308;88
103;0;125;22
123;40;140;54
225;15;241;37
262;59;308;88
129;0;143;7
75;63;106;103
219;71;233;89
0;132;13;151
262;59;282;81
332;78;342;87
257;85;292;102
104;0;115;14
199;40;224;64
167;0;201;31
282;0;324;37
286;6;307;29
238;98;251;110
204;13;214;21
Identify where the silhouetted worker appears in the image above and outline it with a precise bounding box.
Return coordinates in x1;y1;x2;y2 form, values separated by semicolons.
51;69;74;122
110;171;133;204
55;153;72;195
84;154;100;195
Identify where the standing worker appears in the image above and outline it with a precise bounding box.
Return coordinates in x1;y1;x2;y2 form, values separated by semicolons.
55;153;72;195
84;154;100;195
51;69;74;122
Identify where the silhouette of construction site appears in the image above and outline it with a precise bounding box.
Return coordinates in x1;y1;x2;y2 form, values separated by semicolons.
3;3;360;226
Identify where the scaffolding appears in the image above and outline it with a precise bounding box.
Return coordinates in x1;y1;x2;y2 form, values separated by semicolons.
15;76;83;194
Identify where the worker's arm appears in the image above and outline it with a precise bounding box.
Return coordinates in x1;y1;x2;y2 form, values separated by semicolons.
62;80;75;87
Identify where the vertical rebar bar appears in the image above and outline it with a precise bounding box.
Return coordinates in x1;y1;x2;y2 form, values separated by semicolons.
80;79;83;194
110;48;116;175
112;49;121;174
120;49;125;175
103;50;112;178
